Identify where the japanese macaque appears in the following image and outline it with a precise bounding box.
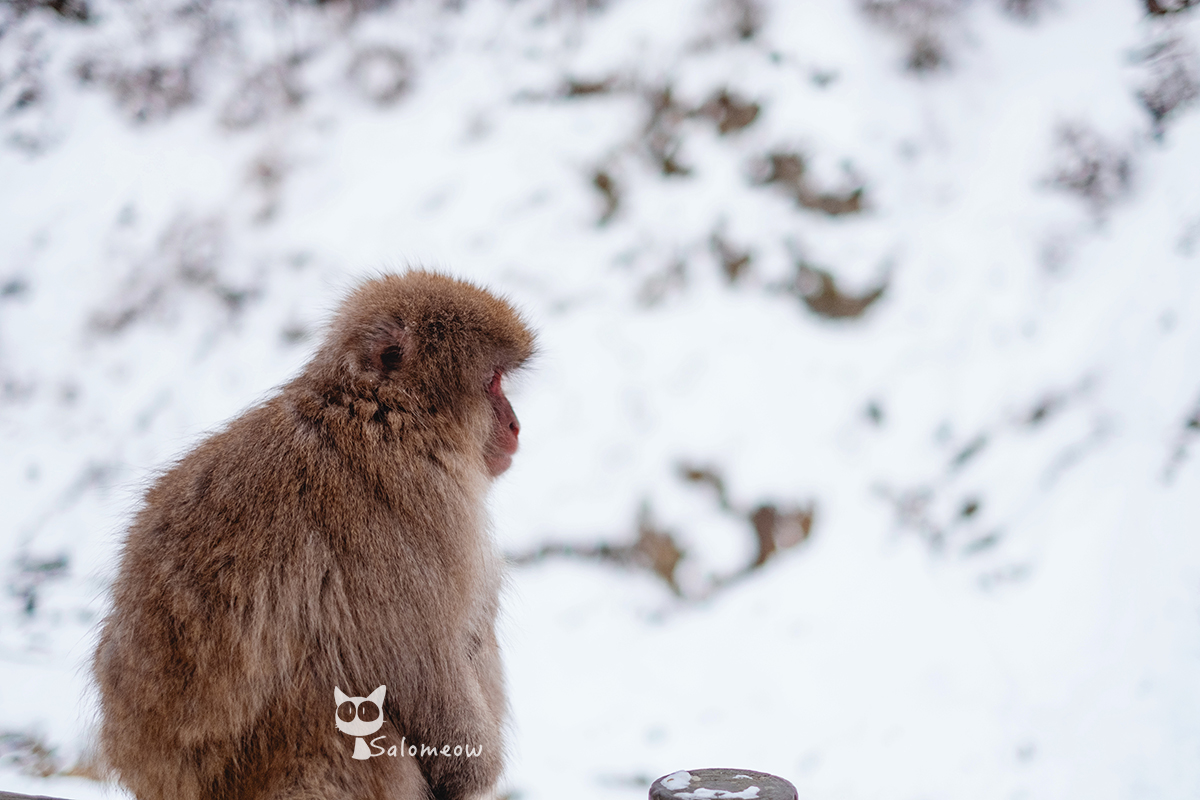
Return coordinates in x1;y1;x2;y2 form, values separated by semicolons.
94;271;535;800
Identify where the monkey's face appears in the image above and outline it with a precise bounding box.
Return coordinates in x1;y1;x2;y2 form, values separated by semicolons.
483;369;520;477
334;685;386;737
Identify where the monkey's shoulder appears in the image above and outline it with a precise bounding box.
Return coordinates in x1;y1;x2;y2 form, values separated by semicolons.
129;399;458;557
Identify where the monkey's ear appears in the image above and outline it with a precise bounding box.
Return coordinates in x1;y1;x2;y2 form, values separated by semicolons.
335;686;350;705
365;321;409;376
367;685;386;705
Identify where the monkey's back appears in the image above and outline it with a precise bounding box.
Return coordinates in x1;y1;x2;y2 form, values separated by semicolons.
95;395;480;800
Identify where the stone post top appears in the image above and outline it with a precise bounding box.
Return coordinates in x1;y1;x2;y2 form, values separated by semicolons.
650;768;798;800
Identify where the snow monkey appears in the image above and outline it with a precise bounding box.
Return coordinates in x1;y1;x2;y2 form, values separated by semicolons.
94;271;535;800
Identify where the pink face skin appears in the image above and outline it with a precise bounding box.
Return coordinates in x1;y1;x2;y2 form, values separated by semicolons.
484;370;520;477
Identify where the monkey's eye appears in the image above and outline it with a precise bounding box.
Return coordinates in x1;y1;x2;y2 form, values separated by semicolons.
357;701;380;722
379;345;403;372
337;701;357;722
487;370;503;395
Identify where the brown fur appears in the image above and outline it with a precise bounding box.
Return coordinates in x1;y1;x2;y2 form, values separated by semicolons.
94;271;535;800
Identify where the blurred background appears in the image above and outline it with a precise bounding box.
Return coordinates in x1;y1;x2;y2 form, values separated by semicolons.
2;0;1200;797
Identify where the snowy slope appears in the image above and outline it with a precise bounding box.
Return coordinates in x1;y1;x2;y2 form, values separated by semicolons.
2;0;1199;798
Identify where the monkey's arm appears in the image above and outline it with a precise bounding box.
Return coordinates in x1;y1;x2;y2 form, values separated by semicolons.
351;567;504;800
392;654;504;800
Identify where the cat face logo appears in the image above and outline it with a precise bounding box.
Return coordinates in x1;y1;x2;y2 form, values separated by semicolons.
335;685;386;760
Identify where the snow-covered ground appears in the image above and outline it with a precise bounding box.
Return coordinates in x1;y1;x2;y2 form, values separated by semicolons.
2;0;1199;797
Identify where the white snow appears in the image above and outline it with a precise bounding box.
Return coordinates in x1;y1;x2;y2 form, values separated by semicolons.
661;770;692;790
674;787;759;800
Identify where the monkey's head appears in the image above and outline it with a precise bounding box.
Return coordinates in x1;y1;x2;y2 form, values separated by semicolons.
310;271;536;477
